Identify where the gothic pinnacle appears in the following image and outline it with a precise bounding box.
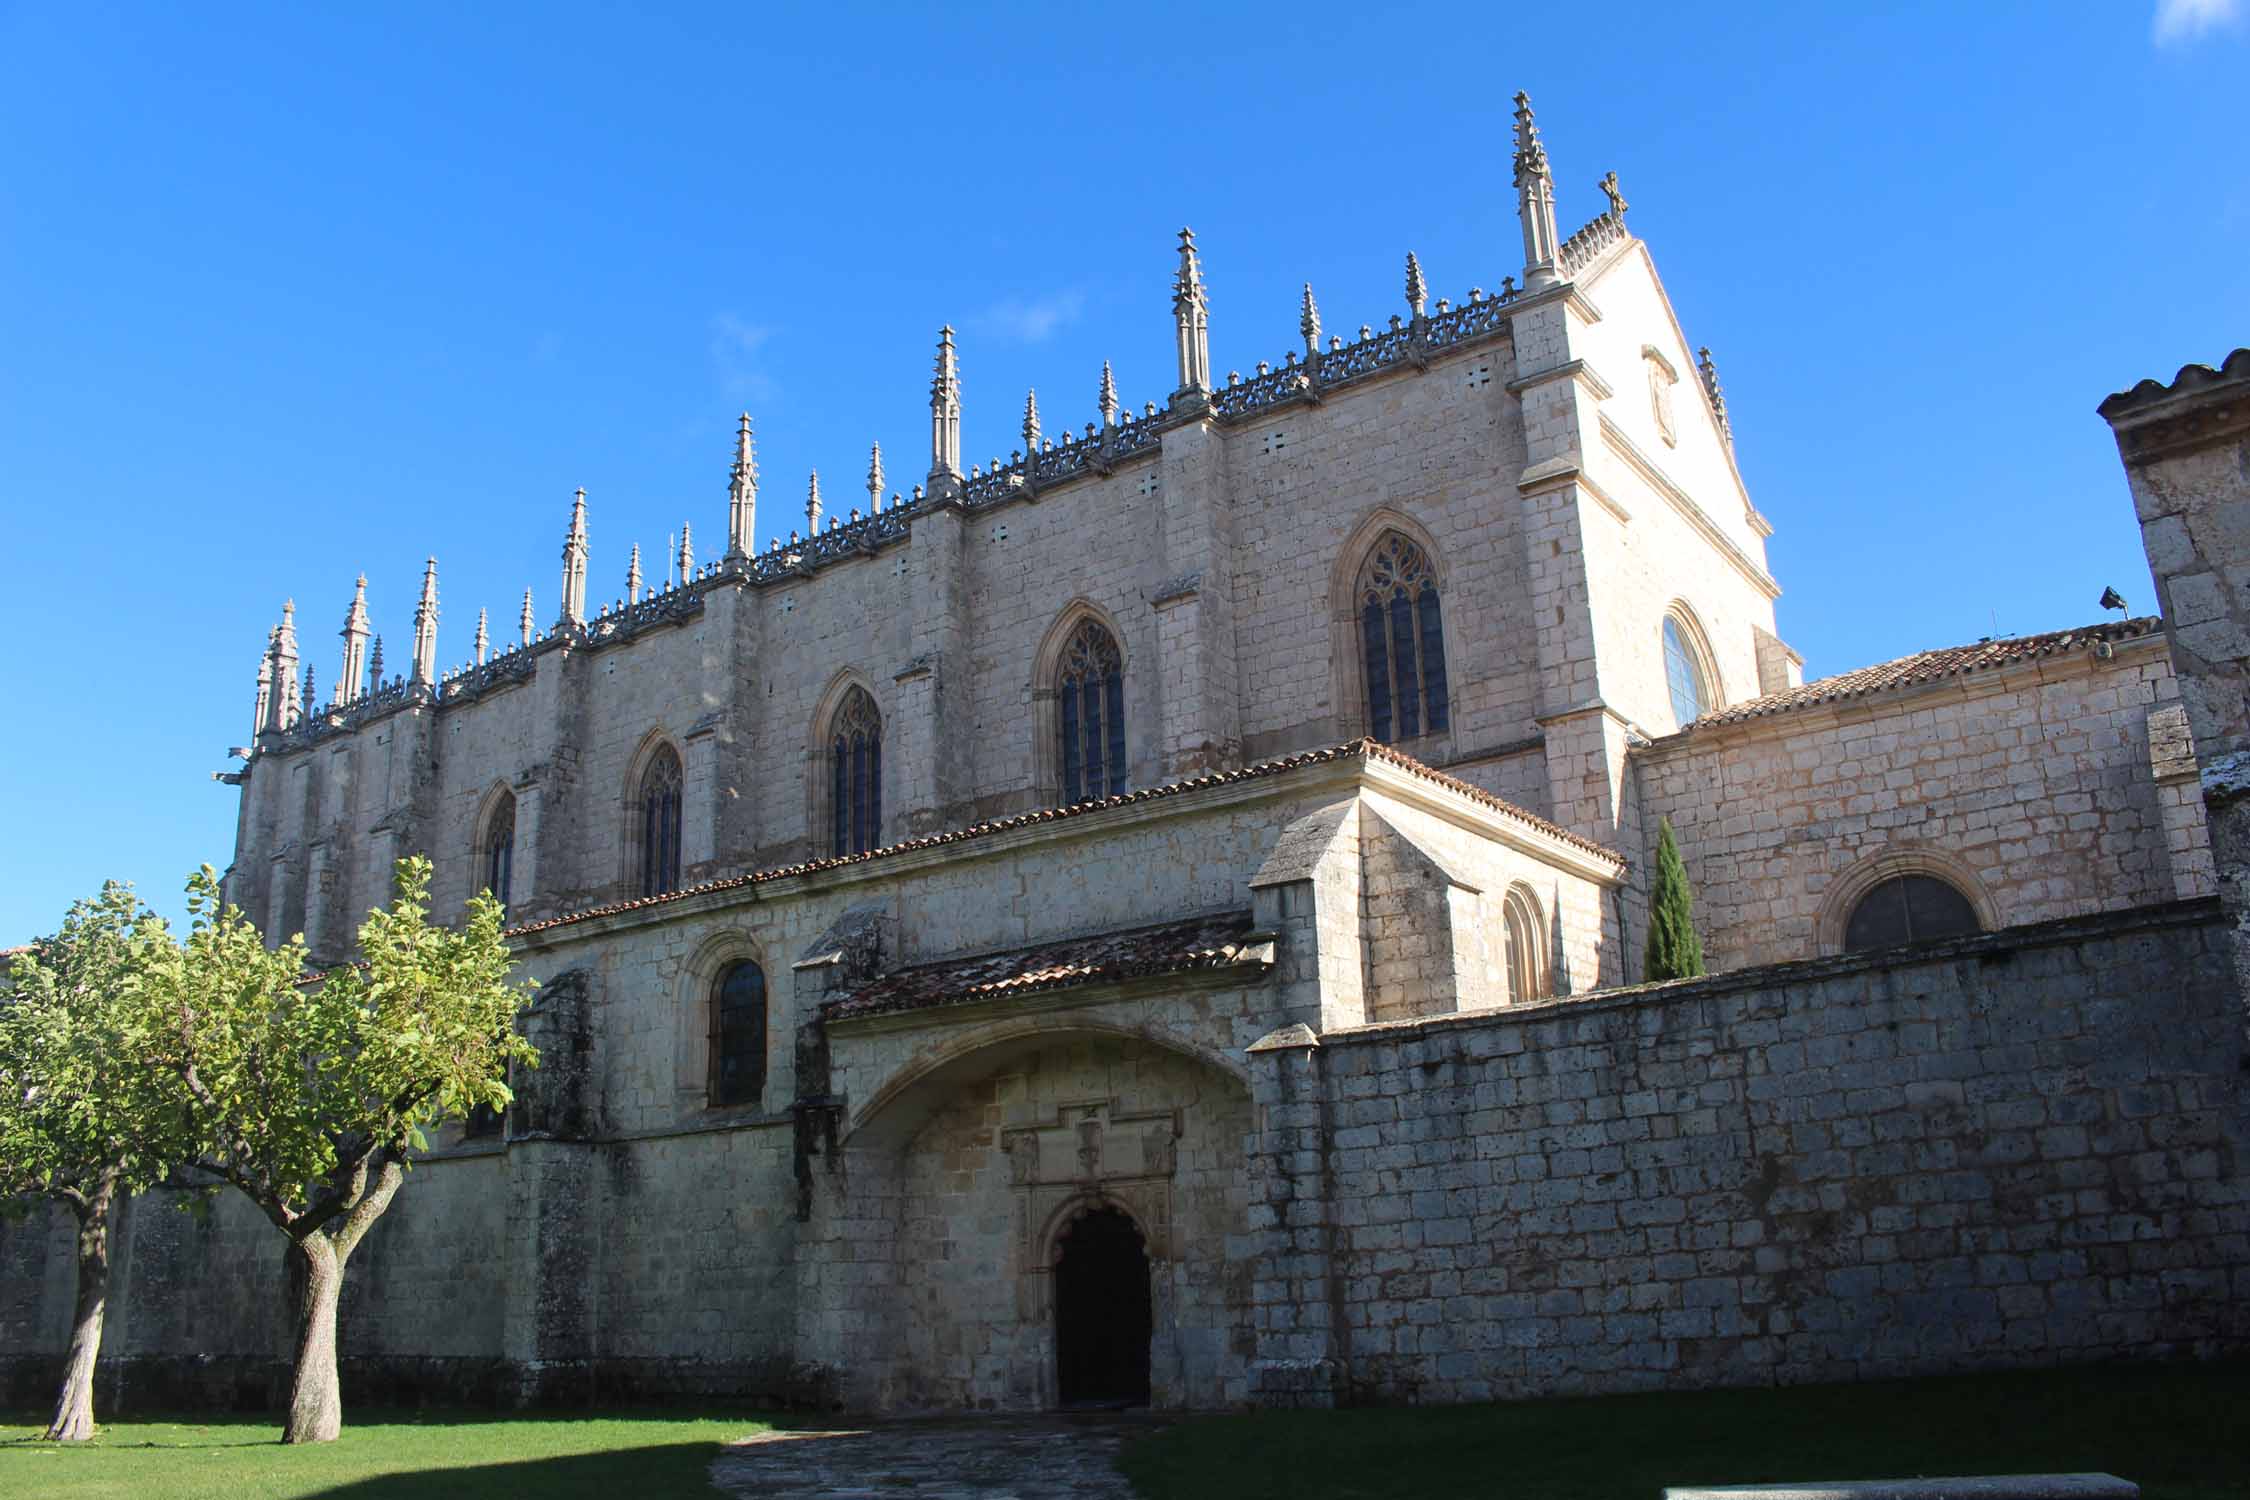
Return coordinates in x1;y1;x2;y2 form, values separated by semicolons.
1023;388;1042;454
1099;360;1119;428
337;574;371;705
1698;346;1733;444
1171;229;1211;396
474;607;489;665
368;635;385;694
679;523;694;581
806;471;823;532
929;327;963;483
520;588;535;647
628;542;643;604
411;555;439;685
727;413;758;560
1512;90;1562;290
1511;91;1550;183
867;442;884;514
1301;283;1323;355
560;487;589;627
1404;253;1427;320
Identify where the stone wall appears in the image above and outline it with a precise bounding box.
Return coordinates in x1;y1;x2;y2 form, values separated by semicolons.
1244;899;2250;1406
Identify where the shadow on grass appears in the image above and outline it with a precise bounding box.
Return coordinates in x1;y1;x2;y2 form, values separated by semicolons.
295;1441;724;1499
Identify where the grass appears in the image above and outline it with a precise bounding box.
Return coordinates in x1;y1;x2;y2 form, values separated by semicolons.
1118;1362;2250;1500
0;1408;778;1499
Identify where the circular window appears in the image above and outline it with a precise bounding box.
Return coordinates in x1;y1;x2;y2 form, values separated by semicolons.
1843;875;1981;952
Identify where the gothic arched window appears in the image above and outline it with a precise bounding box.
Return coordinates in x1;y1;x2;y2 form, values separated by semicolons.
1663;614;1708;728
1057;619;1127;803
638;744;684;897
830;688;882;857
709;959;768;1108
481;790;515;913
1357;532;1450;743
1844;875;1980;953
1501;885;1549;1003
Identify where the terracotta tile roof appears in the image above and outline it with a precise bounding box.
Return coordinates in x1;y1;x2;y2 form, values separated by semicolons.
502;738;1619;943
823;913;1261;1022
2099;348;2250;418
1684;617;2161;732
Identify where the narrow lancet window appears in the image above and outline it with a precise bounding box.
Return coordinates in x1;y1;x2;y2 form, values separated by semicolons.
710;960;768;1108
1356;532;1449;743
639;744;684;896
482;790;516;912
1057;619;1127;803
829;687;882;856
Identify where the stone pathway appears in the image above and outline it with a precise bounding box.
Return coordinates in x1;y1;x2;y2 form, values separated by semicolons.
710;1414;1160;1498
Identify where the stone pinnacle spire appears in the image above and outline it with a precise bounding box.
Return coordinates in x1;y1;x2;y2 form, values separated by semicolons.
302;663;316;716
1301;283;1323;356
678;523;694;581
867;442;885;514
560;487;588;628
1698;346;1733;448
474;607;489;665
628;542;643;604
806;471;823;532
411;555;439;684
254;626;276;739
1022;388;1042;454
1099;360;1119;428
1171;228;1211;397
336;574;370;706
1404;253;1428;320
368;635;385;693
929;327;963;485
727;412;758;560
1512;90;1562;291
268;599;300;732
520;588;535;648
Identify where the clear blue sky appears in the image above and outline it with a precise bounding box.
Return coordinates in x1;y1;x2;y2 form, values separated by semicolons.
2;2;2244;942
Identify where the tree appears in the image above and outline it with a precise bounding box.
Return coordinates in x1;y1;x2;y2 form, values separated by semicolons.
1643;818;1708;982
139;858;536;1444
0;884;180;1441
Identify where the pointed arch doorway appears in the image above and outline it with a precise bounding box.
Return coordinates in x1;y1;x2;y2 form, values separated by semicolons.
1053;1203;1152;1408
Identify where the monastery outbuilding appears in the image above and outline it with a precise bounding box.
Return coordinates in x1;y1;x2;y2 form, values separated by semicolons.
4;97;2245;1415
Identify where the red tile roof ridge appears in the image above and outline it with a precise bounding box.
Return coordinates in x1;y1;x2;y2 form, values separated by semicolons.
504;738;1617;942
1684;616;2163;732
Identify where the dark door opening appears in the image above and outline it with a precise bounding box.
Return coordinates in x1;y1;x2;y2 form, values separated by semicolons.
1054;1204;1152;1407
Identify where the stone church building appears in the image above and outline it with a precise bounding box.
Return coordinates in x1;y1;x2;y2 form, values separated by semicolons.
5;98;2244;1414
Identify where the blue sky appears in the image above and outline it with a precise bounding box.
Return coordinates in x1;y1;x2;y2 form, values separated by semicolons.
1;2;2244;942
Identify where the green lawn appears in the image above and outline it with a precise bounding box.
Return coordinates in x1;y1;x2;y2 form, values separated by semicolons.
1120;1361;2250;1500
0;1409;776;1499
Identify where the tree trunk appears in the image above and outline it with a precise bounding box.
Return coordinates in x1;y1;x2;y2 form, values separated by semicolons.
42;1174;118;1442
282;1233;344;1444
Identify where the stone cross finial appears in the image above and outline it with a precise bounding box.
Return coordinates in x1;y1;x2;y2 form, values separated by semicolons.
560;488;589;628
411;555;439;685
1023;389;1042;454
336;574;371;705
1697;346;1733;446
1512;91;1562;291
474;607;489;665
520;588;535;647
727;412;758;560
806;471;823;532
1099;360;1119;428
1172;228;1211;397
1599;171;1628;221
929;327;963;484
678;524;694;584
1301;283;1323;356
1404;255;1427;320
627;542;643;604
867;442;884;514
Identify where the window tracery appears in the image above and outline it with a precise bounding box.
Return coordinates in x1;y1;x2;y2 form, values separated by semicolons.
638;745;683;897
481;790;515;913
1356;531;1450;743
1844;875;1980;952
1501;885;1549;1003
829;687;882;856
709;959;768;1108
1056;619;1127;803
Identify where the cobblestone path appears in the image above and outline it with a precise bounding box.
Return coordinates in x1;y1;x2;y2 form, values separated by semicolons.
710;1414;1159;1498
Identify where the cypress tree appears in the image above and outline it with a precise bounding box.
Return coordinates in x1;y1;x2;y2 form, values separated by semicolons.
1644;818;1707;981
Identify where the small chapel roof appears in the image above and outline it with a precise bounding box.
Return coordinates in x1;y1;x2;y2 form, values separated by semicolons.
822;912;1261;1022
1683;616;2162;731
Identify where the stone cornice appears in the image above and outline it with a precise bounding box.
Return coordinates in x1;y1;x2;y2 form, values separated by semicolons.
1506;358;1614;400
2100;349;2250;465
1598;414;1782;601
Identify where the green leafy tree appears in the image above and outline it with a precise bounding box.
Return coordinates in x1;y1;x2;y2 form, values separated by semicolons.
1643;818;1707;982
0;884;181;1441
139;858;537;1444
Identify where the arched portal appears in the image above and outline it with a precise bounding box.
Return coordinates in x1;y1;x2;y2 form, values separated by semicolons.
1054;1203;1152;1407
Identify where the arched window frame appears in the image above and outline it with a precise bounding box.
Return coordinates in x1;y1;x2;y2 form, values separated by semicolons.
1333;515;1453;748
819;683;883;857
1500;884;1550;1003
708;958;770;1109
627;736;685;897
1035;608;1131;806
676;934;772;1114
1815;847;1999;957
476;785;516;914
1661;603;1722;731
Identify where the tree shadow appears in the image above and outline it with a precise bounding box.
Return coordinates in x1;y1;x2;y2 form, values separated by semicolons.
302;1441;727;1499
